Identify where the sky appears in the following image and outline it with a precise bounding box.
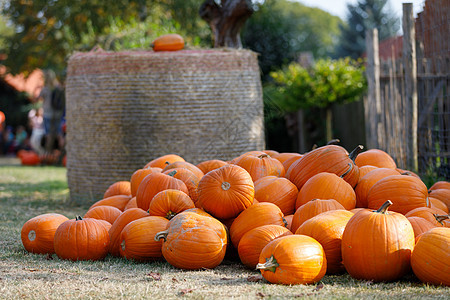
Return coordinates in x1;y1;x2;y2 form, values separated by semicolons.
295;0;426;20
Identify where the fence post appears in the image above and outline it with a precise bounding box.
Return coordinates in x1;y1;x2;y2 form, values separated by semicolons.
365;28;381;149
403;3;418;172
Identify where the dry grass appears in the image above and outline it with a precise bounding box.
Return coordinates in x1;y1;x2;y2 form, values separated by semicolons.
0;164;449;299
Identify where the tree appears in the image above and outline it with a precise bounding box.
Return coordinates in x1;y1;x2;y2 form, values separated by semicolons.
335;0;400;58
265;58;367;144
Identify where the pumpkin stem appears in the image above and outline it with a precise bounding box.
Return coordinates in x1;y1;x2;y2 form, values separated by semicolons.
167;170;177;177
311;144;318;150
348;145;364;162
258;154;270;159
155;230;169;242
282;217;288;228
76;216;83;221
326;139;340;145
375;200;393;214
166;211;176;220
434;214;449;226
255;255;279;273
340;163;353;178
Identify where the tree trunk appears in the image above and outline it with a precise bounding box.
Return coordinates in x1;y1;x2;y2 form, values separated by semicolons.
325;106;333;142
199;0;254;48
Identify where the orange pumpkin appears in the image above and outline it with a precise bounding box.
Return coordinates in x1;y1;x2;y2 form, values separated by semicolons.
254;176;298;215
155;211;227;270
411;227;450;286
296;172;356;210
163;168;200;204
20;151;41;166
130;167;162;197
229;202;286;248
256;235;327;285
151;34;185;51
196;159;228;174
119;216;169;261
197;164;254;220
21;213;69;254
88;194;132;212
429;181;450;191
296;209;354;274
124;197;138;210
357;165;378;182
405;207;448;227
232;153;285;181
54;216;110;261
286;145;362;190
144;154;185;169
407;216;436;239
148;189;195;220
271;152;302;165
238;225;292;269
429;197;449;213
135;172;188;211
354;168;400;208
108;208;149;256
283;214;294;231
162;161;204;179
367;174;429;215
428;189;450;210
354;149;397;169
281;155;303;173
341;201;415;282
291;199;345;233
103;181;131;199
84;205;122;225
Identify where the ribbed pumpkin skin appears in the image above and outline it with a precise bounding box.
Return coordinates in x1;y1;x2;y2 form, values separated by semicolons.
355;168;400;208
272;152;302;165
108;208;149;256
254;176;298;215
357;165;378;182
238;225;292;269
257;235;327;285
405;207;448;227
124;197;138;210
232;153;285;182
354;149;397;169
296;210;354;274
21;213;69;254
89;195;132;212
54;217;110;261
230;202;286;248
163;168;200;204
429;181;450;191
428;189;450;210
411;227;450;286
341;205;415;281
130;168;162;197
286;145;360;190
159;212;227;270
367;175;429;215
136;172;188;211
291;199;345;233
151;34;184;51
144;154;185;169
162;161;204;179
407;216;436;239
197;164;254;220
196;159;228;174
296;172;356;210
103;181;131;199
119;216;169;261
148;189;195;219
84;205;122;225
429;197;449;213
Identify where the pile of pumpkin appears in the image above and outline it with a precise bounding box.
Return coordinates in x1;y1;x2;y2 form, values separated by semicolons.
21;144;449;286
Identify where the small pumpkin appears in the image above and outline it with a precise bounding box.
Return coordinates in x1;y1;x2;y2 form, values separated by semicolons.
151;34;185;51
88;194;132;212
429;181;450;191
428;189;450;210
429;197;449;213
271;152;302;165
354;149;397;169
21;213;69;254
341;200;415;282
124;197;138;210
103;181;131;199
196;159;228;174
144;154;185;169
130;167;162;197
232;153;285;181
163;168;200;204
148;189;195;220
405;207;448;227
256;235;327;285
54;216;110;261
357;165;378;183
254;176;298;215
411;227;450;286
162;161;204;179
84;205;122;225
407;216;436;240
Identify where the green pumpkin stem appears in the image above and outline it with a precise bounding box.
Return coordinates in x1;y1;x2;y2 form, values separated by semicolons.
167;170;177;177
76;216;83;221
340;163;353;178
166;211;176;220
376;200;393;214
434;214;449;226
348;145;364;162
154;229;169;242
256;255;279;273
282;217;288;228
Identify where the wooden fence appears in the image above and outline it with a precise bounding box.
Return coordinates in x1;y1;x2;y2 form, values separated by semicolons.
365;3;449;179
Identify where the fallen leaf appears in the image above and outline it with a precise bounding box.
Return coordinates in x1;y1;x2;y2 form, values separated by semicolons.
26;268;39;272
172;277;179;283
313;283;324;292
256;292;266;298
147;272;161;281
221;277;232;281
179;289;193;295
247;275;263;282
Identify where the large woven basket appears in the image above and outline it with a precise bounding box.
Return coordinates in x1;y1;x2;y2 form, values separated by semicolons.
66;49;265;204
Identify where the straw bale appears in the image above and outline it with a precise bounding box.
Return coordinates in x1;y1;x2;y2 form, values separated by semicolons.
66;49;265;204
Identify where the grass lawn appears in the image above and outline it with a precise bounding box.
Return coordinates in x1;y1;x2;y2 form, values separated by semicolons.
0;163;448;299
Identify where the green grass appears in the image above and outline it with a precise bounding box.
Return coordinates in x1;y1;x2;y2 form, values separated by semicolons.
0;165;449;299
